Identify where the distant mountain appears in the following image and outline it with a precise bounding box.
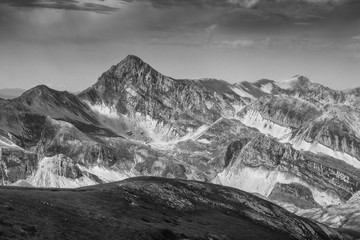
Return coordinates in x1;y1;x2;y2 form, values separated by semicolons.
0;88;26;99
1;55;360;233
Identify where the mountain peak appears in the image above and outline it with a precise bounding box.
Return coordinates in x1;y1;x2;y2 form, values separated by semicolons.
105;54;154;79
20;84;54;96
21;85;73;97
123;54;144;63
81;54;164;101
274;75;310;90
292;75;310;82
15;84;74;105
117;54;147;70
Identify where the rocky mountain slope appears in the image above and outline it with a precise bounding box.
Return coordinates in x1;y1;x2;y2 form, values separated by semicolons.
0;177;355;240
1;55;360;232
78;55;247;142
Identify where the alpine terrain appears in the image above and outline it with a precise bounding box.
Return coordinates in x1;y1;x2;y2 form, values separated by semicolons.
1;55;360;237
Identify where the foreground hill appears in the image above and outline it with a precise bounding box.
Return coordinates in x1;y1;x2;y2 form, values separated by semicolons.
0;177;354;240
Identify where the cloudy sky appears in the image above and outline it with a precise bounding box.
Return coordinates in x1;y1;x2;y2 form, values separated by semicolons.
0;0;360;91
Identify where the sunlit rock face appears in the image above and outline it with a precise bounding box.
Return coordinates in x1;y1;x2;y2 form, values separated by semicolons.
2;55;360;233
256;75;350;107
78;55;247;142
291;106;360;165
239;94;322;129
216;134;360;207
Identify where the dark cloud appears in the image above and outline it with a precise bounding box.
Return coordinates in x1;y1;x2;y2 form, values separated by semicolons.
2;0;360;22
327;0;360;21
0;0;118;13
250;0;334;20
0;0;359;91
133;0;360;22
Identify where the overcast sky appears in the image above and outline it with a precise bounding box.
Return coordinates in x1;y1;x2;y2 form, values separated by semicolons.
0;0;360;91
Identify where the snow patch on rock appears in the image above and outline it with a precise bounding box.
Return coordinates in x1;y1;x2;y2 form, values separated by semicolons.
84;100;120;119
292;139;360;169
260;83;273;94
239;109;292;139
84;100;177;142
197;138;211;144
133;112;176;141
0;137;22;149
79;165;132;183
275;76;301;90
232;104;245;114
217;166;342;206
231;86;255;99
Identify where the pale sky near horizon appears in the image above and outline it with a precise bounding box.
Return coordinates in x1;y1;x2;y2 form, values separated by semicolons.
0;0;360;91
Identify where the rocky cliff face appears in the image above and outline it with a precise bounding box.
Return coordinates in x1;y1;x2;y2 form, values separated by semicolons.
239;94;322;129
292;106;360;162
0;147;37;185
79;55;246;141
217;134;360;206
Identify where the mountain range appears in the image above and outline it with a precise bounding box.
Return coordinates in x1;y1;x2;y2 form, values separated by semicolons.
1;55;360;237
0;88;25;99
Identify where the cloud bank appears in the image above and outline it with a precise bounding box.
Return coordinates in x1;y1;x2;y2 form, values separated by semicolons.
0;0;119;13
1;0;358;21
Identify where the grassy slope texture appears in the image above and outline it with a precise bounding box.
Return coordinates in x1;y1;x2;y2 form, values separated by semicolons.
0;177;355;240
